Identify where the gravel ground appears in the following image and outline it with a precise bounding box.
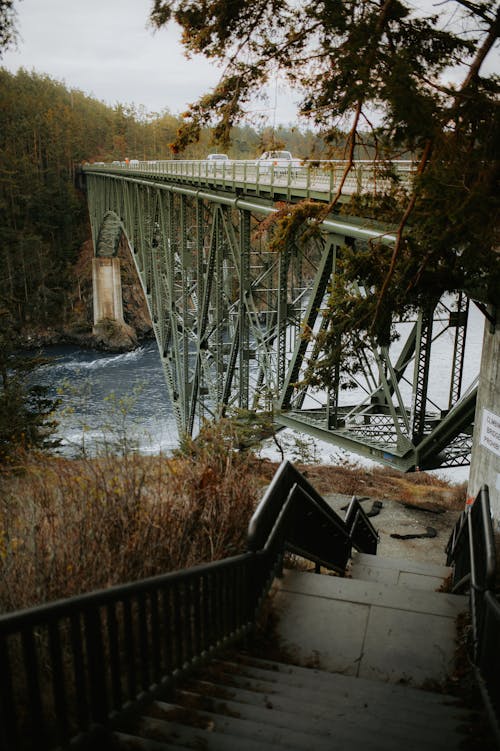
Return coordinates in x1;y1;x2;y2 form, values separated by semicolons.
324;493;462;566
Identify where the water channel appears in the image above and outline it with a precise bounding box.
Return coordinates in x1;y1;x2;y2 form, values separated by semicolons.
34;301;486;485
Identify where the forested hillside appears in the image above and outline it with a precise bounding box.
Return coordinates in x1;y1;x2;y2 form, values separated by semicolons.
0;67;328;347
0;68;177;342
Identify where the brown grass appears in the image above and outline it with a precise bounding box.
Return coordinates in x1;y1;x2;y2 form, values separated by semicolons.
0;421;263;612
286;461;467;510
0;421;465;613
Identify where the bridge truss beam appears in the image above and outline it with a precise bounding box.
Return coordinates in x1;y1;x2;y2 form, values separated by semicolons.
85;170;477;471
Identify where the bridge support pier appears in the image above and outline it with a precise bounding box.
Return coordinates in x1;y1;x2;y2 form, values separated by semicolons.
92;257;124;324
92;257;137;350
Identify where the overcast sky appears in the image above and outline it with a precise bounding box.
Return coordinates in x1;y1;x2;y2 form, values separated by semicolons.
2;0;300;123
2;1;498;127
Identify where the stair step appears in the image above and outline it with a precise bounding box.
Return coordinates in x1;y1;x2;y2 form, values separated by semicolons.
353;553;452;578
131;702;436;751
279;568;464;615
273;569;466;684
213;655;467;715
350;553;452;590
114;732;189;750
182;674;465;732
129;712;324;751
114;655;474;751
173;681;468;748
184;666;469;733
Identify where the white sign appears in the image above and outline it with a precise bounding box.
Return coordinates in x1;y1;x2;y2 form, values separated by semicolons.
480;409;500;458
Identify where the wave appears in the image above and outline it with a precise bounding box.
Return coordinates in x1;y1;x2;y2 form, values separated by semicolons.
57;425;178;458
41;347;147;374
79;347;147;371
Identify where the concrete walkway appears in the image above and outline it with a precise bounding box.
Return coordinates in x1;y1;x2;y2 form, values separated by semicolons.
272;554;467;687
114;554;474;750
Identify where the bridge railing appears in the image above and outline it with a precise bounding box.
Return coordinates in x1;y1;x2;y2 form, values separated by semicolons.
0;461;378;751
446;485;500;744
84;158;415;199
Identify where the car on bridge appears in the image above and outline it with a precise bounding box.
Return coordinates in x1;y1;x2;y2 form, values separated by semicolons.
206;154;231;172
256;150;301;176
206;153;229;162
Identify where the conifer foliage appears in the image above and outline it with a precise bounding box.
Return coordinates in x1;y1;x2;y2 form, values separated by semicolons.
0;0;17;55
151;0;499;361
0;320;60;463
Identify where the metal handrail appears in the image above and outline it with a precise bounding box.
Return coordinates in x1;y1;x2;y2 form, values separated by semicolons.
344;496;379;555
445;485;500;743
0;553;263;751
248;460;378;568
82;158;415;204
248;460;345;549
0;460;378;750
280;482;352;573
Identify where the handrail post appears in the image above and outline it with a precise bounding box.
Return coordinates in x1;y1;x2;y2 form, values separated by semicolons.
83;607;108;732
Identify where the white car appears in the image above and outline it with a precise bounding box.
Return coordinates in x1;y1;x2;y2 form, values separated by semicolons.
206;153;231;172
206;153;229;162
256;150;300;176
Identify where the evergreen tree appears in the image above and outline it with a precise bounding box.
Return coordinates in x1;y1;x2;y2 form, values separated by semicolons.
151;0;499;370
0;311;60;463
0;0;18;56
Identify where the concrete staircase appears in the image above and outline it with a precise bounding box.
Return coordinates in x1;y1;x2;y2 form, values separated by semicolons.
113;554;477;750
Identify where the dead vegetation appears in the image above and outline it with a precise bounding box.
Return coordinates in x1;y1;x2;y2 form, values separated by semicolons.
0;422;261;612
288;461;467;511
0;422;466;613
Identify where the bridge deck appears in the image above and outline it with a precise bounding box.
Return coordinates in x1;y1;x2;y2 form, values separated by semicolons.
84;157;414;206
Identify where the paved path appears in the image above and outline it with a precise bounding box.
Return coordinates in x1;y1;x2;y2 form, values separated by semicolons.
324;493;462;565
272;561;466;686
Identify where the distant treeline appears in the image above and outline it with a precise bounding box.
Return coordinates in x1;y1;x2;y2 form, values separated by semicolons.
0;68;341;338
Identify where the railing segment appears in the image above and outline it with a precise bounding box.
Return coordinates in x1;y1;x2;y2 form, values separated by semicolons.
446;485;500;743
0;555;261;751
248;459;378;570
0;461;378;751
85;158;415;204
344;496;379;554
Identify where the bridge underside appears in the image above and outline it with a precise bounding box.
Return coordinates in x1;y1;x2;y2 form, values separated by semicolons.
85;170;477;471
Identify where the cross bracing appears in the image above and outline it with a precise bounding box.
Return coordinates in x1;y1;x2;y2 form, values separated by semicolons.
83;162;478;471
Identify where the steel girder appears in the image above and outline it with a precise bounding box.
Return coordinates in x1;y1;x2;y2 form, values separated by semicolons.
84;170;477;471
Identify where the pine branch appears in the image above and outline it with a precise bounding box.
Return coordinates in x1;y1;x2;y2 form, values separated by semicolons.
457;6;500;91
452;0;497;23
371;139;434;330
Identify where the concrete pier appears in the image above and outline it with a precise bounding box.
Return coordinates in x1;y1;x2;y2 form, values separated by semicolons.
92;256;124;327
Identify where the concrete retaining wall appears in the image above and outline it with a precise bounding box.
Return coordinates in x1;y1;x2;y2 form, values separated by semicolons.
468;312;500;522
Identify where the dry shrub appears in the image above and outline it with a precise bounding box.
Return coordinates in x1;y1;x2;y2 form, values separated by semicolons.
286;460;465;510
0;421;261;613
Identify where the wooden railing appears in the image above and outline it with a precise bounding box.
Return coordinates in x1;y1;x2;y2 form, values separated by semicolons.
0;460;378;750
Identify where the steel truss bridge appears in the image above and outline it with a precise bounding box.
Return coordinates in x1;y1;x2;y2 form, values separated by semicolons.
82;159;478;471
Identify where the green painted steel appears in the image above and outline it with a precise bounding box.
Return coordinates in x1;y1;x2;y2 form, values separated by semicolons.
82;161;476;471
